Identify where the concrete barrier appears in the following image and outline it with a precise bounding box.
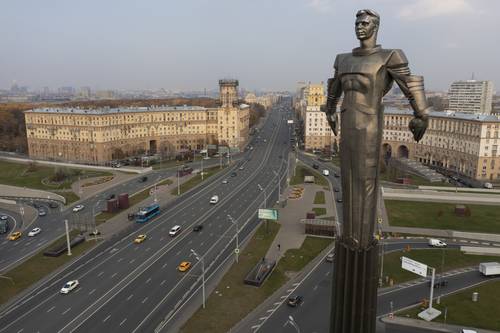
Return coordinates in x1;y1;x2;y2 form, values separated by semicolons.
461;246;500;256
0;184;66;203
419;185;500;194
453;231;500;243
382;187;500;206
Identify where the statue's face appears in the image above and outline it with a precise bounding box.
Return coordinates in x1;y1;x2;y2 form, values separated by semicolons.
355;15;377;40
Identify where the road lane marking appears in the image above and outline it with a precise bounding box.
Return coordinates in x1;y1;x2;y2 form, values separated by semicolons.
103;315;111;323
160;280;166;286
129;259;135;264
111;273;117;278
89;289;96;295
127;294;133;301
142;297;148;304
162;263;168;269
47;306;55;313
146;278;151;284
119;318;127;326
98;271;104;277
117;258;123;263
62;308;71;315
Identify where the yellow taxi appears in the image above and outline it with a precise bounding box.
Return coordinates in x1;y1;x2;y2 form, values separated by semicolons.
8;231;22;241
178;261;191;272
134;234;147;244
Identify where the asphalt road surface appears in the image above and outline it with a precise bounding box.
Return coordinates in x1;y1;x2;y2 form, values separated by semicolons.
0;101;293;333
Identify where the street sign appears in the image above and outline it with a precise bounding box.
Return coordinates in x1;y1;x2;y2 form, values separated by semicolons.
258;209;278;220
401;256;428;277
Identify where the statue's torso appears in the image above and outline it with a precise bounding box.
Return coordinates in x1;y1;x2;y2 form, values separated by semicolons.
337;48;396;114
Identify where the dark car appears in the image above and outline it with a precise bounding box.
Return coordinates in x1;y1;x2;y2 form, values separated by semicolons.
334;173;340;178
139;176;148;182
334;188;340;192
287;295;304;307
193;225;203;232
429;280;448;288
312;164;319;169
48;202;59;209
336;198;343;203
106;194;116;200
231;172;237;177
127;212;136;221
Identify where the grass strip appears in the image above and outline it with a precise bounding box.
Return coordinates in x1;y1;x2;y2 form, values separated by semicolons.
0;230;98;305
171;166;224;196
313;191;325;204
397;280;500;331
312;207;327;216
385;200;500;234
380;248;499;287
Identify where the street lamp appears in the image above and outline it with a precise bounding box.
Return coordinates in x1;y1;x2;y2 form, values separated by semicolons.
64;219;72;256
190;249;206;309
285;315;301;333
227;215;239;263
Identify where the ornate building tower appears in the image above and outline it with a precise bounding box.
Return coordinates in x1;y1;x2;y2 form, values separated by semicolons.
219;79;239;107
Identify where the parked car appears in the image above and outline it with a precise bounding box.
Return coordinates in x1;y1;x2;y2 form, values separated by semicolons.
336;198;343;203
334;173;340;178
334;188;339;192
169;225;181;237
484;182;493;189
231;172;237;177
222;179;228;184
287;295;304;307
193;225;203;232
0;215;8;221
72;204;84;213
428;238;447;247
60;280;79;294
28;227;42;237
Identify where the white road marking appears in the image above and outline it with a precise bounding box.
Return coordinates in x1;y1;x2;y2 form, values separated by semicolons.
89;289;96;295
162;263;168;269
129;259;136;264
117;258;123;263
119;318;127;326
176;250;181;256
127;294;133;301
98;271;104;277
111;273;117;278
142;297;148;304
160;280;166;286
145;247;151;252
62;308;71;315
146;278;151;284
103;315;111;323
47;306;55;313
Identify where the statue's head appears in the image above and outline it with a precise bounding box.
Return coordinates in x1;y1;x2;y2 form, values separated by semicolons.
355;9;380;42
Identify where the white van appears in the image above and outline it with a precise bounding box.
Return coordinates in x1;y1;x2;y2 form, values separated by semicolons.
428;238;447;247
210;195;219;204
322;169;330;176
484;182;493;189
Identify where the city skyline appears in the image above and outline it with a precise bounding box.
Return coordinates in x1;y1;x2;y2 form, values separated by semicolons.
1;0;499;92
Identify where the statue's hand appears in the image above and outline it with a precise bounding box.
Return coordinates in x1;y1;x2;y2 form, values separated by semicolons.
409;116;428;142
322;104;339;136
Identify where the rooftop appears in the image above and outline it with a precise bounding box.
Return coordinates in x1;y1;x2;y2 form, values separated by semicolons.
385;107;500;123
26;105;210;115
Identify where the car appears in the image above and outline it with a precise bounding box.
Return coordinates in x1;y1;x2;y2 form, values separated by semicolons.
334;188;339;192
89;229;101;236
239;166;244;170
28;227;41;237
139;176;148;182
484;182;493;189
336;198;343;203
287;295;304;307
48;202;59;209
322;169;330;176
60;280;79;294
428;279;448;288
178;261;192;272
231;172;237;177
462;330;477;333
134;234;147;244
312;163;319;169
72;204;84;213
326;253;334;262
222;179;228;184
38;209;46;217
210;195;219;204
0;215;8;221
8;231;22;241
106;193;116;200
169;225;181;237
428;238;447;247
334;173;340;178
193;225;203;232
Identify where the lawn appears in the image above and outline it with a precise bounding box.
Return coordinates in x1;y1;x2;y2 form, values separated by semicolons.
312;207;327;216
0;231;99;305
313;191;325;204
380;248;500;287
181;222;280;333
385;200;500;234
171;166;224;195
0;160;112;191
290;164;329;187
398;280;500;331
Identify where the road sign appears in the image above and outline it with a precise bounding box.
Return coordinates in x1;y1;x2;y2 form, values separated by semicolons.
258;209;278;220
401;256;428;277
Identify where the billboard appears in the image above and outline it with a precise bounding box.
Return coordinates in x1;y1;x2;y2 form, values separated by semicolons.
258;209;278;220
401;256;428;277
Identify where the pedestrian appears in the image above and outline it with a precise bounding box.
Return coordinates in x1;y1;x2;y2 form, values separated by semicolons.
277;243;281;251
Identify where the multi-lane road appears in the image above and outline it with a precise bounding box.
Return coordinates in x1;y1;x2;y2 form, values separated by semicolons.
0;102;292;333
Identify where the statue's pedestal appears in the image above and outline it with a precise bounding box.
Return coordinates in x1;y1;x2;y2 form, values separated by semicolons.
418;307;441;321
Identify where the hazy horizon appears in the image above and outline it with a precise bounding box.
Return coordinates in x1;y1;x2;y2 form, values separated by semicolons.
2;0;499;92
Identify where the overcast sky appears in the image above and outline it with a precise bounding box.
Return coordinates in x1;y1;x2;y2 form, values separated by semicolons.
1;0;499;92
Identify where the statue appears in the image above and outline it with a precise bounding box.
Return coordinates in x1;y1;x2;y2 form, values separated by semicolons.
324;9;430;333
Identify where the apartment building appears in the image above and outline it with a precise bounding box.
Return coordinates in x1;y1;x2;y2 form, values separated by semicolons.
448;80;494;114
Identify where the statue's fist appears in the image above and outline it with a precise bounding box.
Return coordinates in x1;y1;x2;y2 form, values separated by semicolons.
327;112;339;136
409;117;428;142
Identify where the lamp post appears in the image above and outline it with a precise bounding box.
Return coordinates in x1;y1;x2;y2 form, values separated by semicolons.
190;249;205;309
227;215;239;263
64;219;72;256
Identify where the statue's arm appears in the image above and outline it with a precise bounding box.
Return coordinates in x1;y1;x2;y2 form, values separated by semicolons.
387;49;430;142
324;56;342;136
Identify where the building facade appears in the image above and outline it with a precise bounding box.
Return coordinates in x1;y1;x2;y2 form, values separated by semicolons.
448;80;494;114
25;80;250;164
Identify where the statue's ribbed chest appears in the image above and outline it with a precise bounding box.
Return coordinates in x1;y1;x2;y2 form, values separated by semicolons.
337;52;390;94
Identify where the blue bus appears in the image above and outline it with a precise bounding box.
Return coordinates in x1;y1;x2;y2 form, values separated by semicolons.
135;203;160;223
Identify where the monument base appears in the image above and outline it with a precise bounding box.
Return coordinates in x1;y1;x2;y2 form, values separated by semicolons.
330;238;379;333
418;307;442;321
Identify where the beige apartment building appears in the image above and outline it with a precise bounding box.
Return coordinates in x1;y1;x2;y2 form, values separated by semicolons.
25;80;250;164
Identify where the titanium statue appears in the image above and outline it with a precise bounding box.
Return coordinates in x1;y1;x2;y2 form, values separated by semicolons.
324;9;430;333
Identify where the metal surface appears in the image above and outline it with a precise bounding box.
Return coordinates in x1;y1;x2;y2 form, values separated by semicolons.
324;9;430;333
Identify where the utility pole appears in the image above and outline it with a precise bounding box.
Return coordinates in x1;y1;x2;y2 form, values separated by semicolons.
190;249;205;309
64;219;72;256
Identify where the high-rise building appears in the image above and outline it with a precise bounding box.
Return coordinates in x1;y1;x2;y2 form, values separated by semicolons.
448;80;494;114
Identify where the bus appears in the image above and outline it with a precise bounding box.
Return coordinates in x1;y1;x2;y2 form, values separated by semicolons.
135;203;160;223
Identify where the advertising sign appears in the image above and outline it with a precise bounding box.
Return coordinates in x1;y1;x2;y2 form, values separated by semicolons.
401;256;428;277
258;209;278;220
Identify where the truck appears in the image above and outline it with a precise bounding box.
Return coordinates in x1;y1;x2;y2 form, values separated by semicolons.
479;262;500;276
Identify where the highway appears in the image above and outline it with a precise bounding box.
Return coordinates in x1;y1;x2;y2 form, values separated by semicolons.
245;240;496;333
0;101;292;333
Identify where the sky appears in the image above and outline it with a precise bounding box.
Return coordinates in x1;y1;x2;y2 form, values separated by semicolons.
1;0;499;92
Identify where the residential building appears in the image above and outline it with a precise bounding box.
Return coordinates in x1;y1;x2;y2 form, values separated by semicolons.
448;80;494;114
24;80;250;164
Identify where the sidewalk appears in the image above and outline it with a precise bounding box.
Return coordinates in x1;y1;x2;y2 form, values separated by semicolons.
381;315;499;333
70;171;137;200
265;182;335;262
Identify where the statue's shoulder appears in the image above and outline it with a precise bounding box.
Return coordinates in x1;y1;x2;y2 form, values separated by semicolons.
381;48;409;67
334;52;352;68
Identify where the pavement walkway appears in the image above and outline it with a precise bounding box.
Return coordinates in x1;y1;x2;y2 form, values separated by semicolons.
265;181;335;262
